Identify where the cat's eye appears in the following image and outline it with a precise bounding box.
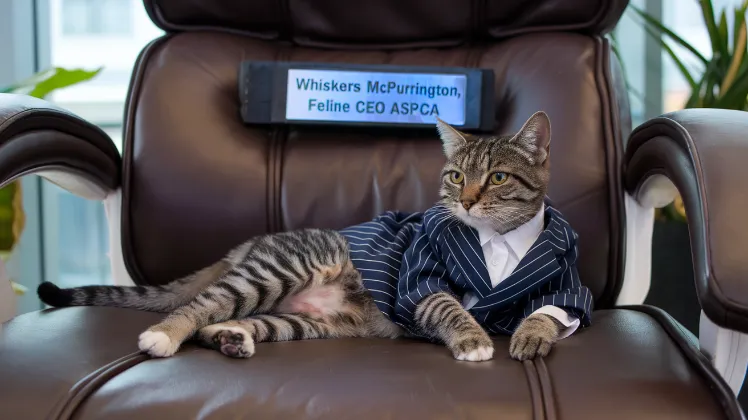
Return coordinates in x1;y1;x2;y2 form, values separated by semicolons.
490;172;509;185
449;171;464;184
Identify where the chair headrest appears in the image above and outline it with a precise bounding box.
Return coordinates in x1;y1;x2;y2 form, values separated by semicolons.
143;0;629;49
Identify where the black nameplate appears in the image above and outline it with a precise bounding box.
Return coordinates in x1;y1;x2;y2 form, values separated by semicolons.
239;61;495;131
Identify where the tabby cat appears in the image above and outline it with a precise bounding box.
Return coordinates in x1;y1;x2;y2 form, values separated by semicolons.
38;111;580;362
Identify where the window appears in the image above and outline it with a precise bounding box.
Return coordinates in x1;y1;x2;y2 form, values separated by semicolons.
38;0;163;291
612;0;658;128
49;0;164;131
61;0;133;36
661;0;744;112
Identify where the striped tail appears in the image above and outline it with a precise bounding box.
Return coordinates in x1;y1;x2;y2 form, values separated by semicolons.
37;260;230;313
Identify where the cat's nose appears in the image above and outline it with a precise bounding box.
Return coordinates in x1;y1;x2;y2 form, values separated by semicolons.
461;199;476;210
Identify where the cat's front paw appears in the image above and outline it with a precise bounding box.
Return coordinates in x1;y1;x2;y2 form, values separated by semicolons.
138;330;180;358
509;314;560;361
451;335;495;362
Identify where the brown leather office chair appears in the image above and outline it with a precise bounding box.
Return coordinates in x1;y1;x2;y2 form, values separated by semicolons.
2;0;747;418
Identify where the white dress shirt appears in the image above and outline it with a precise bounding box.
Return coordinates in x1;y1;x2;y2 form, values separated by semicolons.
462;204;579;339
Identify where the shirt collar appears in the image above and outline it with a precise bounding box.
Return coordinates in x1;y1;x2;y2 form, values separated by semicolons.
476;203;545;257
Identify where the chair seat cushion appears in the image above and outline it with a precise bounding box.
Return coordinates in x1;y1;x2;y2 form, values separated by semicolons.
0;307;730;419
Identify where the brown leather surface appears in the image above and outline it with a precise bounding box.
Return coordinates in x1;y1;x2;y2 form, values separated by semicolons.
0;308;732;419
0;93;120;190
608;48;632;148
143;0;628;48
594;37;626;306
0;308;156;420
625;109;748;333
0;1;742;418
123;31;623;307
77;339;535;420
548;310;726;419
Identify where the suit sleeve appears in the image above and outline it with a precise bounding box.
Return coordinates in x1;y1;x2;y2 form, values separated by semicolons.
521;231;593;327
394;228;458;327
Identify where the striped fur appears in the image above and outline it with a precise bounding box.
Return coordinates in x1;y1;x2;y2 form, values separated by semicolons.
37;111;565;362
414;292;494;361
437;111;551;235
37;260;231;312
435;112;571;361
40;229;402;358
509;313;565;361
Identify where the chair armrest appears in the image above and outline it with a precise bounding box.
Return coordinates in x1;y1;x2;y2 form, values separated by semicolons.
0;93;121;199
624;108;748;333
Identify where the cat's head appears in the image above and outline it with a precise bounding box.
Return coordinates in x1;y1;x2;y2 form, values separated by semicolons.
436;111;551;234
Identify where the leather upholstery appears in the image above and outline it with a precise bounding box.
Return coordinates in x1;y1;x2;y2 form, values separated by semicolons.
0;0;745;418
0;307;729;420
122;32;626;308
0;94;120;192
144;0;628;48
625;109;748;334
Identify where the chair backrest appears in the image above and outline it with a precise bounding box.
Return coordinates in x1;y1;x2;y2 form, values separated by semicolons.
122;0;631;308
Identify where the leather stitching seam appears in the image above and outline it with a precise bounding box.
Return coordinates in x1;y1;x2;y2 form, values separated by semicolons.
592;35;626;308
46;352;149;420
522;359;546;420
534;358;557;420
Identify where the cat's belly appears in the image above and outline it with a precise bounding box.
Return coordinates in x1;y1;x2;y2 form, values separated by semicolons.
276;285;346;319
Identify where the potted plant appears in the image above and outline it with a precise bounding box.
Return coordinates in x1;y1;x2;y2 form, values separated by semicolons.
0;67;101;320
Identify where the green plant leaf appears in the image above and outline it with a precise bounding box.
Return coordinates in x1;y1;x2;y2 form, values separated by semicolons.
701;0;731;65
718;9;729;52
643;26;699;90
715;64;748;108
630;5;708;64
686;58;722;107
704;56;722;106
24;67;102;99
733;4;747;53
0;86;13;94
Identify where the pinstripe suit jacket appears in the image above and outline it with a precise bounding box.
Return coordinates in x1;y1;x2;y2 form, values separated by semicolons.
339;204;593;335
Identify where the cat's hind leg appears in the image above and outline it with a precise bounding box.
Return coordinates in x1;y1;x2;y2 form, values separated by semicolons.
196;313;361;358
138;230;356;358
136;267;263;358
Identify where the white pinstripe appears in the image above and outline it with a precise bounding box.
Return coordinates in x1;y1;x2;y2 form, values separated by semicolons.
448;229;491;290
363;278;397;290
343;202;593;334
350;257;400;272
471;266;562;310
483;257;556;298
349;248;401;264
373;299;394;308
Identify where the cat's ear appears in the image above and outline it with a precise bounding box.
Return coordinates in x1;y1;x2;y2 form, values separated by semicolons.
436;117;469;157
511;111;551;163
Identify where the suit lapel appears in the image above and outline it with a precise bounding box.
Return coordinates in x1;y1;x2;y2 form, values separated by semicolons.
425;207;493;298
468;207;568;313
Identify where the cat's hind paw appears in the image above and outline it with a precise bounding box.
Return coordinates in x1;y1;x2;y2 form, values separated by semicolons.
208;325;255;358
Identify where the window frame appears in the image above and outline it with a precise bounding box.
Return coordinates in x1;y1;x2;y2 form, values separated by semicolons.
1;0;45;314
